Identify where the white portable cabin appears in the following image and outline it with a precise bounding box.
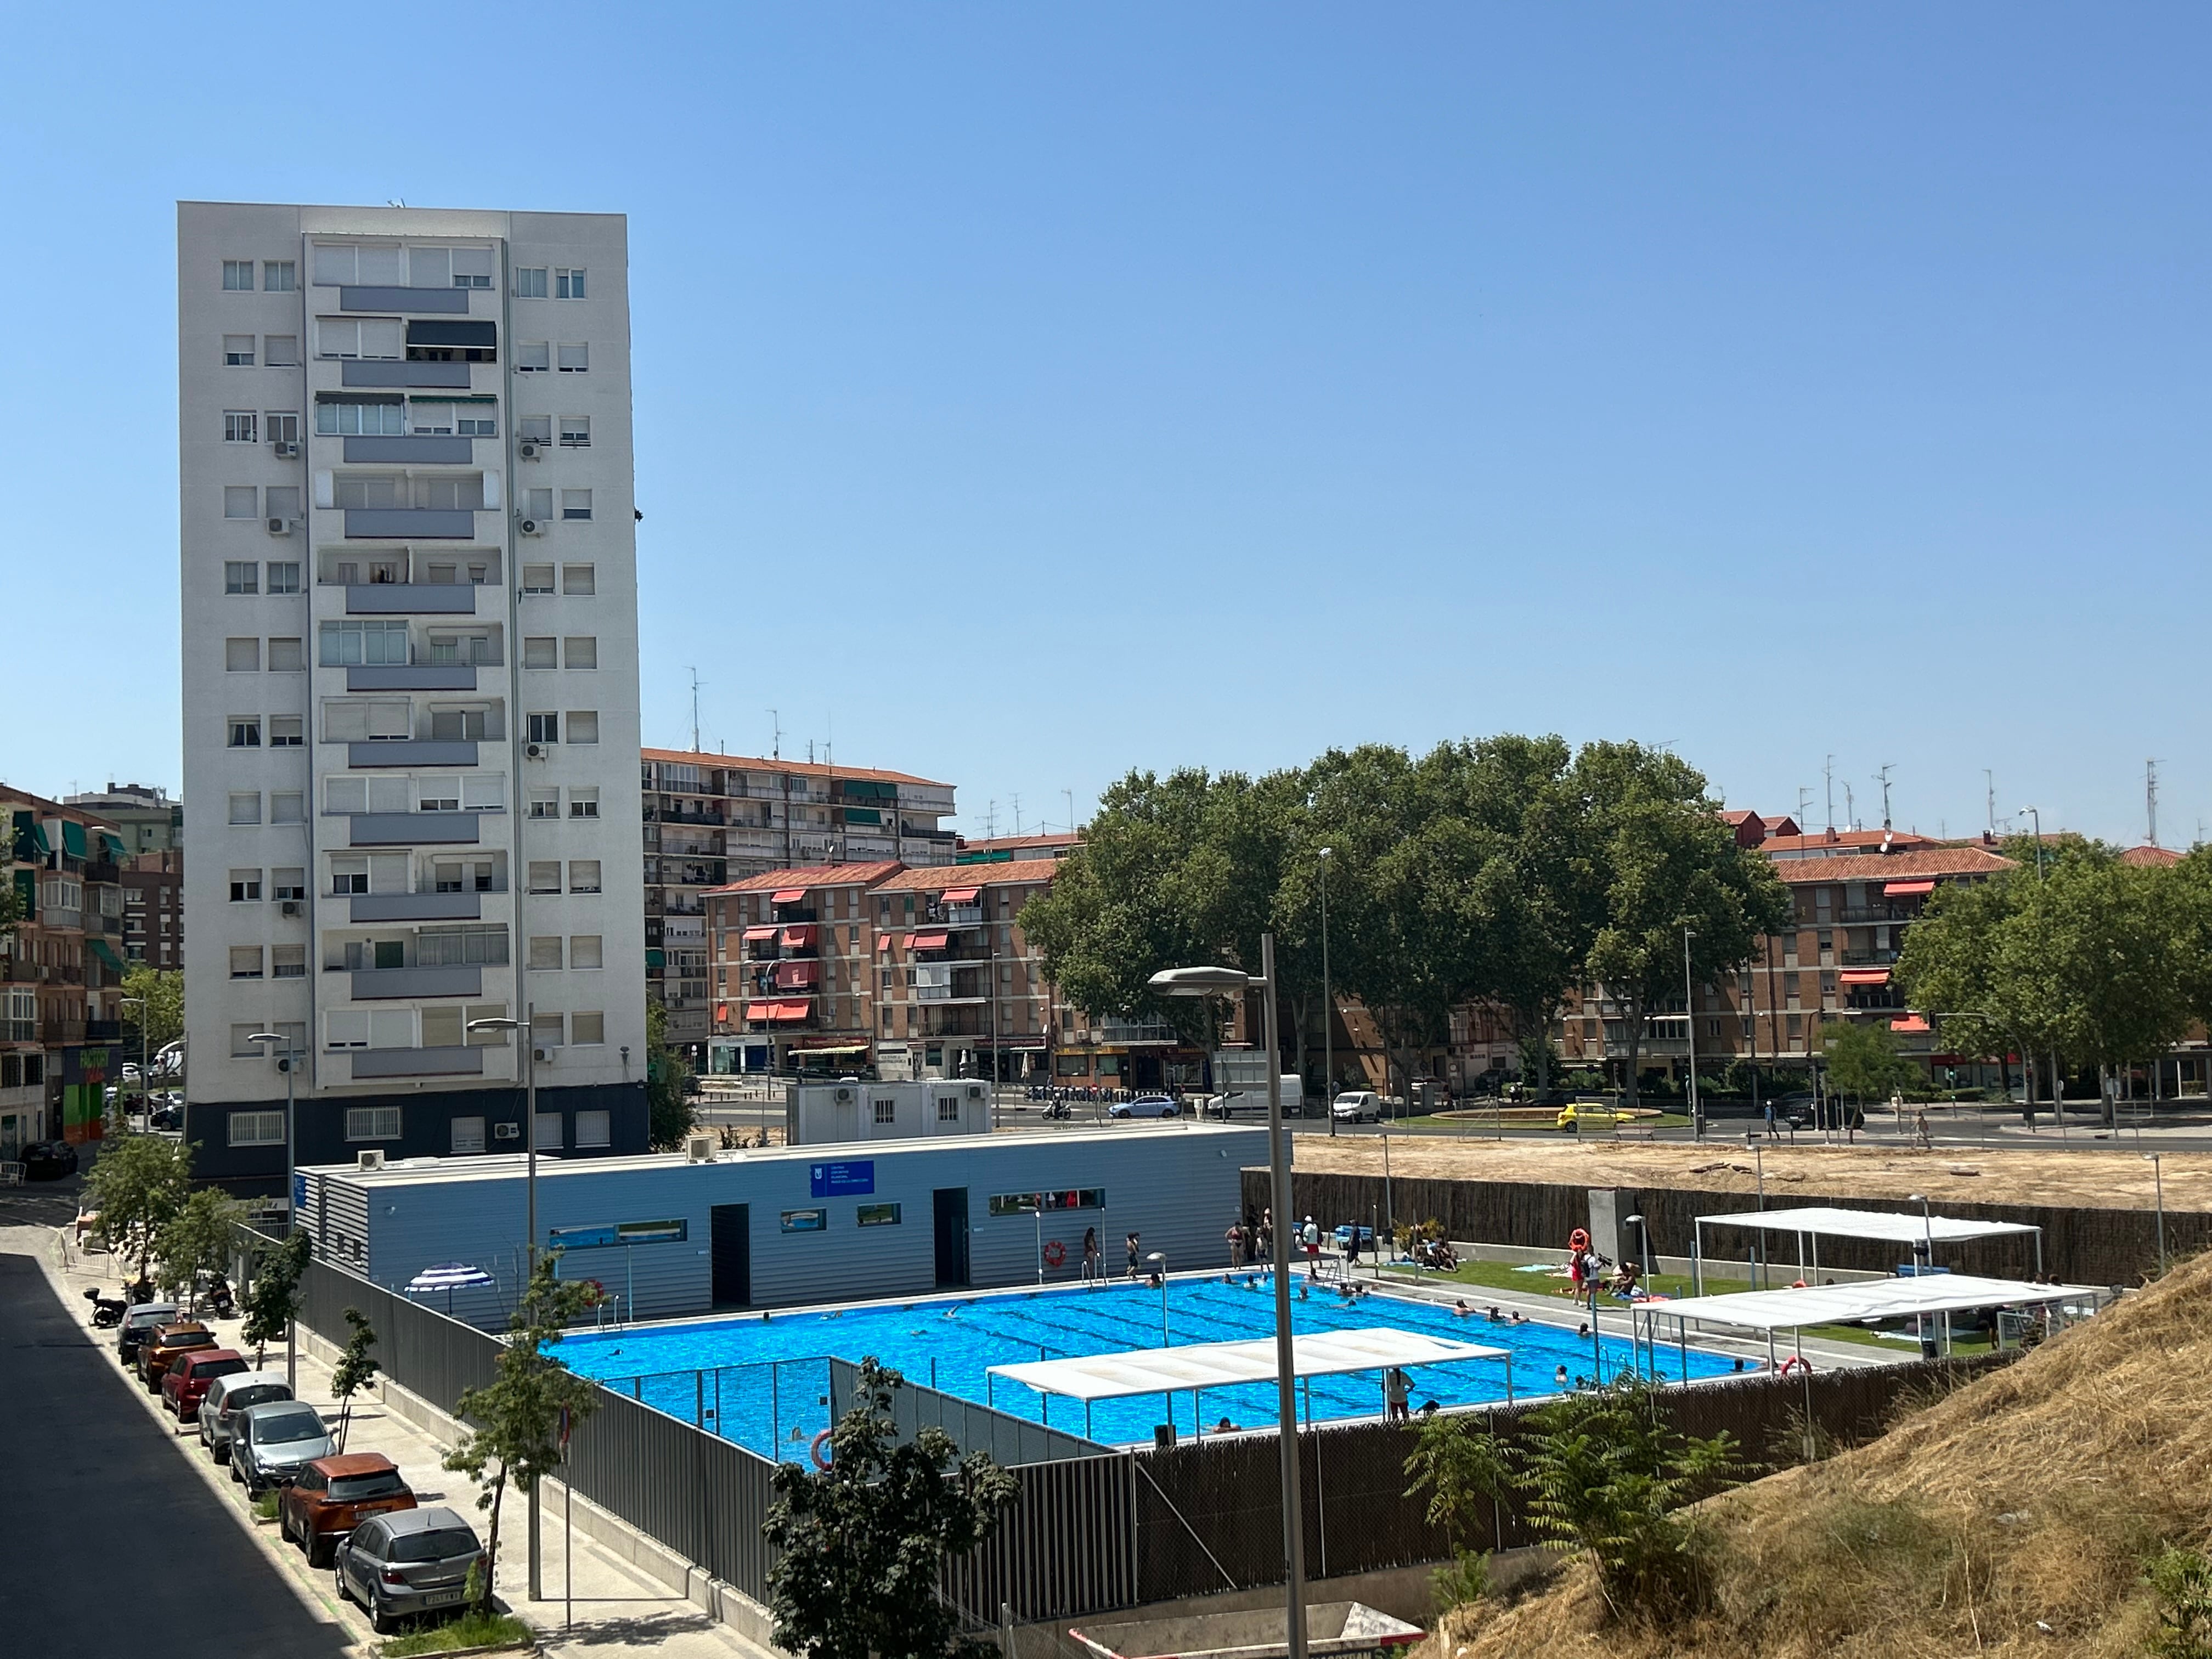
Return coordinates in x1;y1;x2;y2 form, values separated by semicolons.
785;1077;992;1144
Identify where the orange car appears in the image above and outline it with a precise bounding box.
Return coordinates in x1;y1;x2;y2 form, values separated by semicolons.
138;1322;217;1393
278;1453;417;1567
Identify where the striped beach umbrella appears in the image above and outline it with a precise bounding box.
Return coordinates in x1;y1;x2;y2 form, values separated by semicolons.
405;1261;496;1316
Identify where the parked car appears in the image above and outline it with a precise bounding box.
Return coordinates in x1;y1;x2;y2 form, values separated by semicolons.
20;1141;78;1180
234;1400;337;1497
1330;1091;1383;1123
138;1322;217;1391
161;1348;248;1422
199;1370;291;1464
334;1505;485;1633
117;1300;181;1365
149;1104;183;1131
1109;1096;1182;1119
279;1453;417;1567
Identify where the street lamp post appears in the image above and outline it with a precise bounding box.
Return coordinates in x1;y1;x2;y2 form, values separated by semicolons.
245;1032;300;1394
121;995;151;1125
1683;928;1700;1141
1909;1192;1934;1357
468;1011;542;1600
2144;1154;2166;1274
1624;1212;1651;1373
1743;1134;1766;1287
1318;848;1333;1138
1146;1251;1170;1345
1152;935;1307;1659
2019;806;2063;1142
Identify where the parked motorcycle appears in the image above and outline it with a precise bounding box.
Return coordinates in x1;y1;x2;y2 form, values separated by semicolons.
84;1288;128;1328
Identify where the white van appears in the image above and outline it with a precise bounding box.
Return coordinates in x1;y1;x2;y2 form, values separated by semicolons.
1331;1091;1384;1122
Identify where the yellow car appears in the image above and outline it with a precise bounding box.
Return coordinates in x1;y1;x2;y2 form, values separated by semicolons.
1556;1105;1627;1130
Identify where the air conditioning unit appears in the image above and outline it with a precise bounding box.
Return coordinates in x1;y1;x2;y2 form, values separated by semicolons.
280;900;302;917
533;1046;555;1064
267;516;292;535
493;1121;521;1141
357;1149;385;1172
525;742;545;759
517;516;544;537
833;1086;855;1105
273;441;300;459
517;439;542;461
966;1083;985;1103
684;1132;716;1163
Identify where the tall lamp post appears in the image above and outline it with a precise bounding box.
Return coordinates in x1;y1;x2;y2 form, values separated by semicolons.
1318;848;1333;1138
1683;928;1700;1141
121;995;151;1125
2018;806;2062;1140
1624;1212;1651;1373
467;1011;543;1600
1908;1192;1935;1358
2144;1153;2166;1274
245;1031;300;1394
1152;936;1307;1659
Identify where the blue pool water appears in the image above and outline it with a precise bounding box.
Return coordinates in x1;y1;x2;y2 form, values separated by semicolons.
557;1276;1739;1453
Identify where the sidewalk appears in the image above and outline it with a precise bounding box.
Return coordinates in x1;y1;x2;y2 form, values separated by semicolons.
41;1225;781;1659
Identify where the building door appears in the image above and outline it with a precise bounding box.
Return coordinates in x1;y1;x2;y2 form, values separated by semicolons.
710;1204;751;1308
932;1188;969;1289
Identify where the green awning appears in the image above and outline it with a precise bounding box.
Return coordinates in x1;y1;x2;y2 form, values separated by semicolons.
91;939;126;972
645;949;666;969
839;780;899;802
97;831;126;860
840;807;882;826
12;870;33;920
408;394;497;404
11;812;48;860
60;821;87;858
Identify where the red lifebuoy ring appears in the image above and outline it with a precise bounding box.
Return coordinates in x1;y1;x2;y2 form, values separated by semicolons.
810;1428;834;1470
1042;1239;1066;1268
583;1278;607;1302
1778;1356;1812;1376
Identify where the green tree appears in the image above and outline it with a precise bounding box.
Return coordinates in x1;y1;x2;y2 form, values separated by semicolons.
1573;745;1791;1111
154;1185;242;1310
646;997;698;1150
1822;1021;1917;1104
120;963;185;1056
2146;1544;2212;1659
84;1132;195;1288
240;1230;310;1367
443;1256;605;1615
1404;1408;1514;1554
763;1358;1018;1659
331;1307;381;1451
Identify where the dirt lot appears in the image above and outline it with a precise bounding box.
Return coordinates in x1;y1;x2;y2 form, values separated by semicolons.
1293;1133;2212;1212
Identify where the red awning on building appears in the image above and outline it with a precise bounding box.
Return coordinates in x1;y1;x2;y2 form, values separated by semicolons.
876;934;894;953
910;930;949;951
741;926;777;942
1890;1015;1931;1034
714;1003;729;1022
1839;968;1892;985
780;924;817;949
1883;879;1937;896
766;998;811;1022
939;887;980;904
773;961;819;990
771;889;806;904
744;1001;775;1021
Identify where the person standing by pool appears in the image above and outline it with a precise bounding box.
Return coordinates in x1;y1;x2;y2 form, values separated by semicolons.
1225;1218;1246;1269
1257;1210;1273;1260
1384;1366;1411;1423
1126;1231;1141;1280
1082;1227;1101;1283
1301;1216;1322;1279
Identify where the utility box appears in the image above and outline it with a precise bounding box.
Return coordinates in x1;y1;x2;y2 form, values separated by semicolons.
784;1078;992;1145
1587;1187;1639;1268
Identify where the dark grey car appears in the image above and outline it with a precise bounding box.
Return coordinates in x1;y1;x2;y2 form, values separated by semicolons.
232;1401;336;1496
116;1301;180;1365
335;1506;484;1633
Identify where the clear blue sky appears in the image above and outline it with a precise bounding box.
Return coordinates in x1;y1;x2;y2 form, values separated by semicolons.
7;5;2207;845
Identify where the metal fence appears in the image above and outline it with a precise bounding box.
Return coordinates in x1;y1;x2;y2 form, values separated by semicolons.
829;1357;1112;1466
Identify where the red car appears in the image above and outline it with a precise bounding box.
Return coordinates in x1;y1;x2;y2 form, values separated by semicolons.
162;1348;248;1423
278;1453;418;1567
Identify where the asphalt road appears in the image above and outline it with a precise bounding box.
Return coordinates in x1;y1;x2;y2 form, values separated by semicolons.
0;1246;351;1659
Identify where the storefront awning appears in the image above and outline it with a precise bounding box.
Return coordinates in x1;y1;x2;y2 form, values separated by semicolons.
741;926;777;942
1883;879;1937;897
771;889;807;904
780;924;817;949
940;887;980;904
1838;968;1891;985
1891;1015;1931;1034
910;931;949;951
794;1042;870;1055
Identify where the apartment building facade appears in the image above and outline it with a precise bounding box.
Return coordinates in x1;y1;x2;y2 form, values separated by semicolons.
641;749;957;1052
179;202;648;1195
122;850;184;970
3;788;133;1156
63;783;185;855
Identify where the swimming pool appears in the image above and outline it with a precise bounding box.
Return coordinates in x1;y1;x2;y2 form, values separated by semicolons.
557;1275;1740;1453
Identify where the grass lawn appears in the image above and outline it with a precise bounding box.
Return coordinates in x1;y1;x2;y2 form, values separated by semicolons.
1375;1259;1996;1356
1369;1111;1695;1135
378;1609;535;1656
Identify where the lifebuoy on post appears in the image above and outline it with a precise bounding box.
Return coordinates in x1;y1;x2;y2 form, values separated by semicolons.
1042;1239;1066;1268
1778;1355;1812;1376
810;1427;834;1470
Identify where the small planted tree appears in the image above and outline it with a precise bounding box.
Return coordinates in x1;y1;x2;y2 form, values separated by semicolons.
331;1307;381;1451
1404;1408;1513;1605
764;1358;1018;1659
1823;1020;1917;1107
154;1186;243;1310
86;1133;195;1290
240;1231;309;1367
443;1256;605;1616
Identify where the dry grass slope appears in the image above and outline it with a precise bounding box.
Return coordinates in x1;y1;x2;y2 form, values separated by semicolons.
1426;1250;2212;1659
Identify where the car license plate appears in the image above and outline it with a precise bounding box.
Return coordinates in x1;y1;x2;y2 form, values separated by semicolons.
424;1590;464;1607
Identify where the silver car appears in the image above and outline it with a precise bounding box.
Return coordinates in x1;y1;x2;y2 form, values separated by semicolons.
232;1400;336;1496
335;1506;485;1634
199;1370;291;1464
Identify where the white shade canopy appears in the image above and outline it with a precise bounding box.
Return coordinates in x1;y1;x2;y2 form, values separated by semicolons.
988;1327;1508;1403
405;1262;495;1293
1648;1273;2099;1335
1695;1205;2038;1246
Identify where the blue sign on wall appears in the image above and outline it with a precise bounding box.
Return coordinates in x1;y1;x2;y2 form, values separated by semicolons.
810;1160;875;1198
294;1172;307;1214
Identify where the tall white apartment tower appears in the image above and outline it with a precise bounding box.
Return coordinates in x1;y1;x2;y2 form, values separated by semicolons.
178;202;648;1197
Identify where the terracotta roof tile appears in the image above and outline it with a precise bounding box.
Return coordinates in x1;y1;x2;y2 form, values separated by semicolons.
703;861;905;896
640;747;950;789
2121;845;2183;867
876;859;1061;893
1763;829;1940;856
1771;847;2014;884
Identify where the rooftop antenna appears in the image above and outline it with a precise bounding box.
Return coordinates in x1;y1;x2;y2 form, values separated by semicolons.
1876;763;1894;831
1824;755;1835;834
806;739;815;765
825;714;832;769
983;799;1000;840
687;667;702;753
1796;786;1813;828
1065;788;1075;834
1011;793;1022;837
2147;759;2160;847
1985;770;1996;838
767;709;781;761
1843;782;1856;832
